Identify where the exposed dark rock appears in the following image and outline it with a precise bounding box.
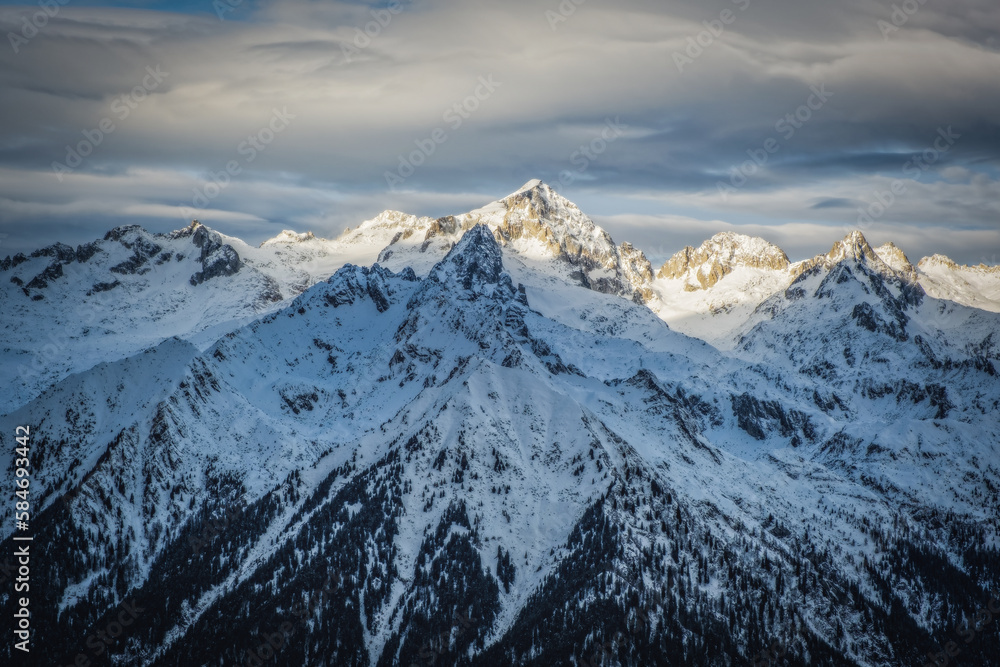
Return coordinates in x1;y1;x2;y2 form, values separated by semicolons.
190;245;242;286
851;302;907;341
188;226;243;285
86;280;121;296
110;235;162;275
25;261;64;289
111;254;151;275
731;393;815;442
75;241;103;263
30;242;77;263
323;264;401;310
253;275;283;307
104;225;145;244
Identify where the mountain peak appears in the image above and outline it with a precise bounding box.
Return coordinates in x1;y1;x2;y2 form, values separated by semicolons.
367;209;424;228
494;179;578;217
105;223;151;242
794;230;921;286
350;210;433;248
367;182;653;303
261;229;318;246
166;219;220;241
515;178;545;192
657;232;789;290
918;254;959;270
826;230;878;264
792;229;917;284
429;224;507;294
873;241;917;281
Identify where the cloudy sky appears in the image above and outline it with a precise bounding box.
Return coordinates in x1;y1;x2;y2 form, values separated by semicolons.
1;0;998;265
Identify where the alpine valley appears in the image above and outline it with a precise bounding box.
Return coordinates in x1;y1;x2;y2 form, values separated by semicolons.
1;181;998;666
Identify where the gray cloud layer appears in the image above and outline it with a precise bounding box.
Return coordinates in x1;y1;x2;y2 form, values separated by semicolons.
0;0;998;264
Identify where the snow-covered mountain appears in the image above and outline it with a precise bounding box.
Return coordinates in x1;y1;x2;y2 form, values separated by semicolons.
0;216;427;413
372;180;656;303
0;222;284;412
1;183;998;666
916;253;1000;313
650;229;1000;348
648;232;796;347
0;182;657;412
656;232;790;290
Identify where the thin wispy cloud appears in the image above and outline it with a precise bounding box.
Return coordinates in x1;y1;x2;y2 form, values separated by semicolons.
0;0;997;263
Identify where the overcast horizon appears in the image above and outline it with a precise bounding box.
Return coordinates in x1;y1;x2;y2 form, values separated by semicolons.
1;0;998;265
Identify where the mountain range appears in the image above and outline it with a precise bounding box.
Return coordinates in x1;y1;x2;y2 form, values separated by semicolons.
1;180;998;666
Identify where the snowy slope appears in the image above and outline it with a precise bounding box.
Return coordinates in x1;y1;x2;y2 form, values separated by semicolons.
0;223;289;412
642;232;790;347
0;182;655;413
916;253;1000;312
235;210;437;294
649;265;792;349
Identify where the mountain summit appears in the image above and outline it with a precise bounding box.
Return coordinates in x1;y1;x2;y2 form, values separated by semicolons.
656;231;790;290
374;180;656;303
